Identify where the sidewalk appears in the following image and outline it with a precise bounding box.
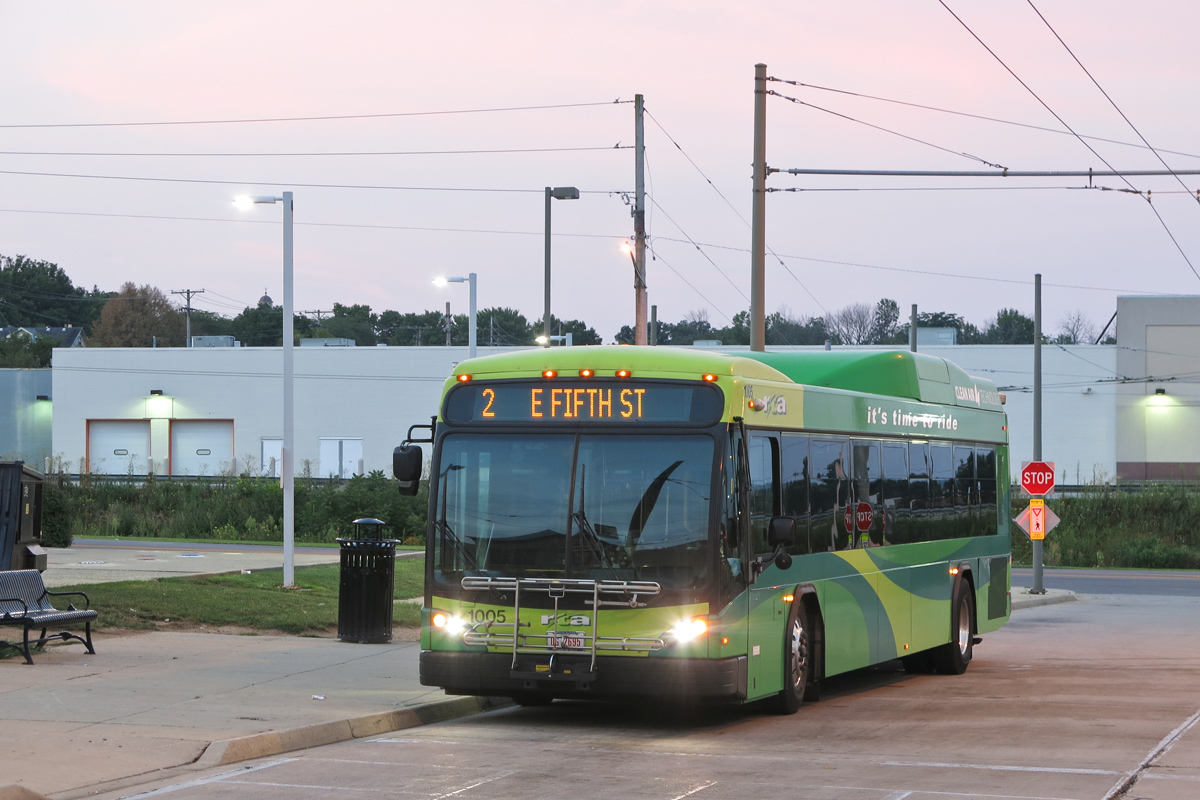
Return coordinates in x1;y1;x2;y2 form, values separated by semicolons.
0;630;500;800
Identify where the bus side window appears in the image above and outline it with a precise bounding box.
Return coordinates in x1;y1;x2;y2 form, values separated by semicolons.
780;434;811;555
976;446;998;536
953;445;975;536
851;440;881;547
810;437;851;551
929;443;954;540
881;443;908;545
747;433;779;558
908;442;930;542
719;428;749;606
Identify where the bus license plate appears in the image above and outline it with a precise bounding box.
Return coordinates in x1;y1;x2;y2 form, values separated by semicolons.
550;631;586;650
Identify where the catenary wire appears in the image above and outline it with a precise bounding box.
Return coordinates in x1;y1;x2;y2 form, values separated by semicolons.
766;78;1200;163
1024;0;1200;207
766;91;1007;169
934;0;1200;282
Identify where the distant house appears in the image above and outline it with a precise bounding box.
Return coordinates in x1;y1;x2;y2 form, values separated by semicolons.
0;326;85;348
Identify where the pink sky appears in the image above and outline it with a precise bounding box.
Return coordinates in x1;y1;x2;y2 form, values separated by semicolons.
2;1;1198;341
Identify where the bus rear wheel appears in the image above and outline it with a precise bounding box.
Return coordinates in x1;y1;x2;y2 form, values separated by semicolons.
932;580;974;675
775;603;811;715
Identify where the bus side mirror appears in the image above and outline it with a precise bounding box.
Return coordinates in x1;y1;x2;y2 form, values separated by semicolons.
768;516;796;548
393;445;423;496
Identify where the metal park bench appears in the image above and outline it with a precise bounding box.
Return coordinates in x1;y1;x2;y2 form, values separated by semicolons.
0;569;97;664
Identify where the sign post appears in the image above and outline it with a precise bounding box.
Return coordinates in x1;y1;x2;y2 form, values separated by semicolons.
1020;461;1055;594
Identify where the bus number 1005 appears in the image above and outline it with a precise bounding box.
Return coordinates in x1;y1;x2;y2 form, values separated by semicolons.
463;609;508;623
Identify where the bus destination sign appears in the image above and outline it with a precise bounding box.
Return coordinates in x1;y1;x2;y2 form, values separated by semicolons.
444;380;724;425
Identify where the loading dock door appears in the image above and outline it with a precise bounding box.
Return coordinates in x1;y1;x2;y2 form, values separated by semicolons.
171;420;234;476
87;420;151;475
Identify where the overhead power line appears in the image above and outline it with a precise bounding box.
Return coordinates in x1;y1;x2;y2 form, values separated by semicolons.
0;168;625;195
0;207;628;240
0;145;630;158
0;101;632;129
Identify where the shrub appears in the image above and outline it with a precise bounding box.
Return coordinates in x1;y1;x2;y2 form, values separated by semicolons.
41;475;428;545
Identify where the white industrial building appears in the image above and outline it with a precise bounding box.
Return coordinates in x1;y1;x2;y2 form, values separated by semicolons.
19;295;1196;484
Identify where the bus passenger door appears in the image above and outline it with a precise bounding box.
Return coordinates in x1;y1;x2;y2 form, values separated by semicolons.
746;431;789;699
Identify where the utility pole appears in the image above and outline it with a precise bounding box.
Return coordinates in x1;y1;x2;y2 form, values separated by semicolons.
171;288;204;347
910;304;918;352
444;302;452;347
633;94;648;345
750;63;768;352
301;309;333;328
1032;274;1046;595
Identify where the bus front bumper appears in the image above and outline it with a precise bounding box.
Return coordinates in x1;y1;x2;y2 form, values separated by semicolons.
420;650;748;700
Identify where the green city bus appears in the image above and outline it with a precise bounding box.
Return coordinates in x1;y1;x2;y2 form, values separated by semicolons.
393;345;1011;712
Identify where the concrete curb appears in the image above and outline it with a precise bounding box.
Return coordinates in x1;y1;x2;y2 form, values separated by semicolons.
0;786;54;800
1011;588;1077;610
193;694;511;768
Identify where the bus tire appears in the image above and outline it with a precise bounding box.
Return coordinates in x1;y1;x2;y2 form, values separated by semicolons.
932;579;974;675
774;602;811;715
512;693;554;707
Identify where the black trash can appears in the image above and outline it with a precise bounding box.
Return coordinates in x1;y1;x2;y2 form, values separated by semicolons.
1;462;46;571
337;518;398;643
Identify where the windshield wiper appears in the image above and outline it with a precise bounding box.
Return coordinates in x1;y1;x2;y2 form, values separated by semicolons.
628;460;684;542
435;518;478;570
570;464;622;576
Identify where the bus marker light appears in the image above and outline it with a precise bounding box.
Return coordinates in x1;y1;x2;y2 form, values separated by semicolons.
903;643;910;650
721;637;729;645
456;374;471;382
949;567;960;575
579;369;594;378
782;593;795;603
616;369;632;378
542;370;557;379
702;374;718;382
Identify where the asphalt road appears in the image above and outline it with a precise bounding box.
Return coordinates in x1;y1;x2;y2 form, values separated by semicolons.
89;578;1200;800
1013;566;1200;596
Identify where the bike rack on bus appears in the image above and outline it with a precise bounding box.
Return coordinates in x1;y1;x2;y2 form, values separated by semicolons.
459;576;665;679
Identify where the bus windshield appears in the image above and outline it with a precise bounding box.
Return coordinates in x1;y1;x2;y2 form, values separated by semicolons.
432;432;715;589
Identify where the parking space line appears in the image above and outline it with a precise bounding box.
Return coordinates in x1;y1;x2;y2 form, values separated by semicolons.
883;760;1118;775
1101;707;1200;800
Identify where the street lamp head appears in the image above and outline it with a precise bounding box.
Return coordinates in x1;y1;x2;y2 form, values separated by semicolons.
535;335;549;345
620;241;634;256
549;186;580;200
234;195;283;210
434;276;467;286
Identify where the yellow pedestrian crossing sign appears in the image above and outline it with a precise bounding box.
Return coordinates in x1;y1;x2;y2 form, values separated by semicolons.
1014;498;1059;540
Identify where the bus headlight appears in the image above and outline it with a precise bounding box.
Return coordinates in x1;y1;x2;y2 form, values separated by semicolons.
431;611;466;635
668;618;708;643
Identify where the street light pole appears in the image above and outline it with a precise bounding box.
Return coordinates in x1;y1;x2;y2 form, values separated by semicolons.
235;192;295;587
434;273;477;359
543;186;579;346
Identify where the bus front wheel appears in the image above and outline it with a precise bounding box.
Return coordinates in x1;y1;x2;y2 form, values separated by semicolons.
932;579;974;675
775;602;811;715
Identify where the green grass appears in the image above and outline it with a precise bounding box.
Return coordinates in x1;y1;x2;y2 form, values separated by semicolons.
56;557;425;636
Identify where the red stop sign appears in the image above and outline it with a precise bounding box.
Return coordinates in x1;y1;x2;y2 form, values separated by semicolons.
855;502;873;532
843;505;854;533
1021;461;1056;495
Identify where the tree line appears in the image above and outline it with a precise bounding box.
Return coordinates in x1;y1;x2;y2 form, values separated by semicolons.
1;253;1111;368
